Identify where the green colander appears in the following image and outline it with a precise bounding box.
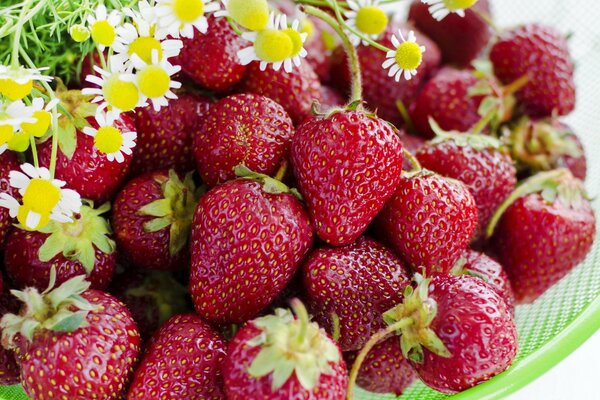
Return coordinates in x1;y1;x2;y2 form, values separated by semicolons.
1;1;599;399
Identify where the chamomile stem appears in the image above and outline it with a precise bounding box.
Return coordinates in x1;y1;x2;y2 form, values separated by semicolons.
11;0;36;67
402;148;422;172
29;136;39;168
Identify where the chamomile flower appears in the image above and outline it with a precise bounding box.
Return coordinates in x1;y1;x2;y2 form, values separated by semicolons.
0;100;35;154
344;0;389;46
154;0;220;38
0;164;81;231
82;65;144;115
237;12;308;73
132;51;182;111
421;0;479;21
382;30;426;81
0;65;53;101
86;4;122;50
82;110;137;163
214;0;270;31
21;97;60;138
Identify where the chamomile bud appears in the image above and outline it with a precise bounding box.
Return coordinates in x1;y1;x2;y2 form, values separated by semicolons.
216;0;270;31
70;24;91;43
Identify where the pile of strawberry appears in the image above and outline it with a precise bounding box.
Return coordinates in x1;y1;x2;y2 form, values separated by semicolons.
0;1;596;399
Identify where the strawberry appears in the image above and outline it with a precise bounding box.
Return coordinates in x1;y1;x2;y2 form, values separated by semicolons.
223;300;347;400
4;202;116;290
0;289;20;385
127;313;227;399
329;21;440;126
291;110;404;246
416;129;517;240
0;151;19;251
490;23;576;118
302;236;411;351
175;16;249;92
0;275;141;399
408;0;492;67
374;170;478;275
399;131;426;171
488;169;596;303
319;85;345;110
193;93;294;186
190;169;313;324
237;61;322;125
112;170;199;272
131;92;212;176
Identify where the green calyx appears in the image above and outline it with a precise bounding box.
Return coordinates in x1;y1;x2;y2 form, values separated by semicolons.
53;89;98;159
246;299;340;392
429;118;505;151
38;201;115;274
234;164;303;201
139;170;200;257
450;256;488;282
0;272;98;349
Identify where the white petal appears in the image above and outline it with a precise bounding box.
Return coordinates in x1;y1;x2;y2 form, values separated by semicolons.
25;211;41;230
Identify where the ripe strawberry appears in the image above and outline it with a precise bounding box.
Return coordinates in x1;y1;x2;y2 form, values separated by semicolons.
490;23;576;117
416;130;517;240
319;85;345;110
399;131;426;171
223;300;347;400
193;93;294;186
408;0;492;67
190;171;313;324
303;236;411;351
4;203;116;290
112;170;199;272
237;61;322;125
0;276;141;399
0;151;19;250
291;110;403;246
127;313;226;399
0;288;20;385
131;92;212;176
345;338;417;395
330;21;440;126
175;16;249;92
489;169;596;303
374;170;477;274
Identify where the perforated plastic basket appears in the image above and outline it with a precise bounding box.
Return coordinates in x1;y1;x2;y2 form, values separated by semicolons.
1;1;599;399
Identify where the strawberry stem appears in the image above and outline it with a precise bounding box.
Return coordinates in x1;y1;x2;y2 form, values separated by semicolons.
396;100;416;134
402;148;422;173
291;298;309;347
502;74;529;96
331;312;341;341
472;8;501;34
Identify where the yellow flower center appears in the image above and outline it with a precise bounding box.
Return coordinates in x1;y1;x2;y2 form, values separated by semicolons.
138;66;171;99
129;36;163;64
172;0;204;22
355;6;389;36
0;125;15;145
227;0;269;31
283;28;304;57
8;131;30;152
444;0;478;11
22;110;52;138
94;126;124;154
254;29;293;63
103;75;139;112
91;20;116;47
70;24;91;42
395;41;423;71
22;178;61;215
17;204;51;231
0;78;33;101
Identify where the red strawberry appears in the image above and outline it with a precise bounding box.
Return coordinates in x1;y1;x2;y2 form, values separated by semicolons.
127;313;226;399
399;132;426;171
416;130;517;240
345;338;417;396
0;276;141;399
4;203;116;290
237;61;322;125
193;93;294;186
330;21;440;126
175;16;248;92
190;171;313;324
0;151;19;250
489;169;596;303
408;0;492;67
291;110;404;246
223;300;347;399
490;23;576;117
132;92;212;176
374;170;478;274
0;288;21;385
303;236;411;351
319;85;345;110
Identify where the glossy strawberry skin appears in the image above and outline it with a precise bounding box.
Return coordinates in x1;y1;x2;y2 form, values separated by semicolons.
223;321;347;400
291;111;404;246
4;229;115;291
416;139;517;240
175;16;248;92
408;0;492;67
132;92;212;176
303;237;411;352
0;151;20;250
190;179;314;324
18;290;141;400
194;94;294;187
127;313;226;400
411;274;517;393
374;172;478;274
490;24;576;118
319;86;345;110
492;193;596;303
38;114;135;204
237;61;322;125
